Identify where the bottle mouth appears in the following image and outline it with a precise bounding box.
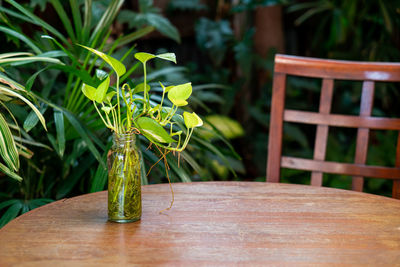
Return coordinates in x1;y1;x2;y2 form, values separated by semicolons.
112;132;136;143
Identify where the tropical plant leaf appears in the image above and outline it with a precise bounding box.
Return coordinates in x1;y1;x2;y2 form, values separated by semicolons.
49;0;76;43
101;106;113;114
205;115;244;139
183;112;203;128
105;26;154;51
132;83;150;94
95;75;110;103
0;86;47;131
90;0;124;44
79;45;126;77
0;162;22;181
156;53;177;64
4;0;68;44
81;83;96;101
104;92;115;104
0;26;42;54
56;156;95;199
0;113;19;171
136;117;175;143
23;106;47;133
95;69;108;80
0;201;22;228
54;110;65;157
141;13;180;43
89;142;111;193
25;67;50;92
134;52;155;64
168;82;192;107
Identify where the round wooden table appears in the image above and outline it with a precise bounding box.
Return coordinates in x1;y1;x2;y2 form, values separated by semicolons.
1;182;400;266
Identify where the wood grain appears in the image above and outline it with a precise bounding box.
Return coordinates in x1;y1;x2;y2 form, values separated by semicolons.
274;54;400;81
311;78;334;186
1;182;400;266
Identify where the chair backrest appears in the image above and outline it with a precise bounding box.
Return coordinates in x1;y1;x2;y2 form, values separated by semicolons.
267;54;400;199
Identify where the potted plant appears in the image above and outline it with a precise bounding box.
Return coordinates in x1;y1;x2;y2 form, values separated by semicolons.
78;46;202;223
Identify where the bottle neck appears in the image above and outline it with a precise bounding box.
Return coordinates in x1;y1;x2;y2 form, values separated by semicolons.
112;132;136;147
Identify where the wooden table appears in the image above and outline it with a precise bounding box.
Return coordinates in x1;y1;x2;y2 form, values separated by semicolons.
1;182;400;266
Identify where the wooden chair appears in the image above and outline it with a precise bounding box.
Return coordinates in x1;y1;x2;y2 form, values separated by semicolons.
267;54;400;199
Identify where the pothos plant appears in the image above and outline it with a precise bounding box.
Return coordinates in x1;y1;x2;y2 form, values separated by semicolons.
80;45;203;151
78;45;203;212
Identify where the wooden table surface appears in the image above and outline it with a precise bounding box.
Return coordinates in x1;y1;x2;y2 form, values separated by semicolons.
1;182;400;266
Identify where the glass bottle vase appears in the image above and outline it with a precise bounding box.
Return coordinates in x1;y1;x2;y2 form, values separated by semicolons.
107;132;142;223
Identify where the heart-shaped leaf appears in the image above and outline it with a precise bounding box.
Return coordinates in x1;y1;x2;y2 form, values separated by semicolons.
135;52;177;64
183;112;203;128
133;83;150;94
104;92;116;104
81;83;96;101
79;45;126;77
156;53;176;64
95;76;110;103
96;69;108;80
168;82;192;107
172;114;184;124
136;117;175;143
134;52;155;64
101;106;113;114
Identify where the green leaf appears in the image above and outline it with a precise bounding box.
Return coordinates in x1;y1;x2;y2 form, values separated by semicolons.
95;75;110;103
23;106;47;133
56;156;95;199
62;111;106;169
89;143;111;193
0;26;42;54
133;83;150;94
54;110;65;157
144;13;180;43
183;112;203;128
167;82;192;107
96;69;108;80
205;115;244;139
0;199;19;210
159;82;174;93
81;83;96;101
101;106;112;114
0;113;19;171
0;162;22;181
156;53;176;64
134;52;155;64
48;0;76;42
0;201;22;228
136;117;175;143
0;86;47;131
105;26;154;51
78;45;126;77
104;92;116;104
4;0;69;44
25;67;49;92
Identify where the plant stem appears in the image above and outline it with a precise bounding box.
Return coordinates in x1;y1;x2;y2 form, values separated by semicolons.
142;63;148;113
93;101;113;130
116;75;121;133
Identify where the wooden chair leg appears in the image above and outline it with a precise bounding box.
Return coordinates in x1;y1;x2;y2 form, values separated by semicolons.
393;180;400;199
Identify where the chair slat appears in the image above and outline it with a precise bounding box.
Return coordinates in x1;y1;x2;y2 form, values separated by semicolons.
275;54;400;81
267;73;286;183
282;156;400;179
352;81;375;191
284;110;400;130
311;79;334;186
